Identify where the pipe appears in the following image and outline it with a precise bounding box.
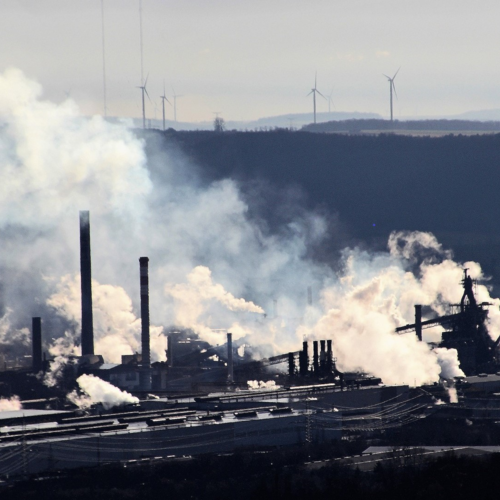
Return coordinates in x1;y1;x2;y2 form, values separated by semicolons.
79;211;94;356
32;317;42;373
227;332;234;383
139;257;151;391
415;305;422;342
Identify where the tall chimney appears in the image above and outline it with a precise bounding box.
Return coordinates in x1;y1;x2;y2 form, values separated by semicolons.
79;211;94;356
167;335;174;368
288;352;295;379
139;257;151;391
227;332;234;383
415;305;422;342
320;339;326;374
32;317;42;372
313;340;319;374
300;340;309;376
326;339;333;373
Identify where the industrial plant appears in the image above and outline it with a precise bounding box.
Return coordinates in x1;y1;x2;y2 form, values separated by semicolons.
1;210;500;480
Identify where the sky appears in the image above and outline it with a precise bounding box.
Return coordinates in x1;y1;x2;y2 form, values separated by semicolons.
1;0;499;123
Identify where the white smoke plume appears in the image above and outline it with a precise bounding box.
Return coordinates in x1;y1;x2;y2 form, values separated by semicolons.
47;274;166;363
0;310;30;347
0;396;22;412
435;348;465;380
165;266;264;344
68;374;139;410
247;380;279;390
447;387;459;404
0;70;499;390
299;231;498;386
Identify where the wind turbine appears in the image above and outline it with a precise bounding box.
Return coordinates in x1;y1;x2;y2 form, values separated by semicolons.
327;88;335;114
172;88;183;123
307;73;326;124
383;68;400;122
160;81;170;131
137;74;151;129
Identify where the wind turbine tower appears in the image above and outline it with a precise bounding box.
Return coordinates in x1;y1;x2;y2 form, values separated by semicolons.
384;68;400;122
307;73;326;124
137;75;150;129
172;89;183;123
327;88;334;115
160;81;170;131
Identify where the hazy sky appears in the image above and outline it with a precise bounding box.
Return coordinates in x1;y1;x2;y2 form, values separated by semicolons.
1;0;499;122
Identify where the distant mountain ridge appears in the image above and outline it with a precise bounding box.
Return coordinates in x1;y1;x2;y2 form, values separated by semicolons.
106;109;500;132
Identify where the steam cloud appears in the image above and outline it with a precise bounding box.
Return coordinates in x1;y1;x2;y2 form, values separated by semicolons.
0;396;22;412
247;380;279;390
0;69;499;389
68;374;139;410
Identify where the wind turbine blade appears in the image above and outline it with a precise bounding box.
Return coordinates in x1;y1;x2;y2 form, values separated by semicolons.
392;81;398;99
393;67;401;79
307;90;314;96
315;71;317;89
316;90;327;99
383;74;391;80
144;73;149;88
144;86;152;102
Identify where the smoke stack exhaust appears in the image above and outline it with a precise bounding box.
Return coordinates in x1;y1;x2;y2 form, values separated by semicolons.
139;257;151;391
227;332;234;383
79;211;94;356
32;317;42;372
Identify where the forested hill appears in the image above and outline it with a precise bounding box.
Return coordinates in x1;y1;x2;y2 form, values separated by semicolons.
303;119;500;133
145;129;500;279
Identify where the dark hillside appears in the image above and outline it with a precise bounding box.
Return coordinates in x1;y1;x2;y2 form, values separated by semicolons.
148;130;500;280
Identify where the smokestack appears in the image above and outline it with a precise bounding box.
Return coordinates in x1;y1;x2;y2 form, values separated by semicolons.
415;305;422;342
326;339;333;373
32;317;42;373
79;211;94;356
167;335;174;368
300;341;309;376
320;339;326;373
227;332;234;383
313;340;319;374
288;352;295;379
139;257;151;391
